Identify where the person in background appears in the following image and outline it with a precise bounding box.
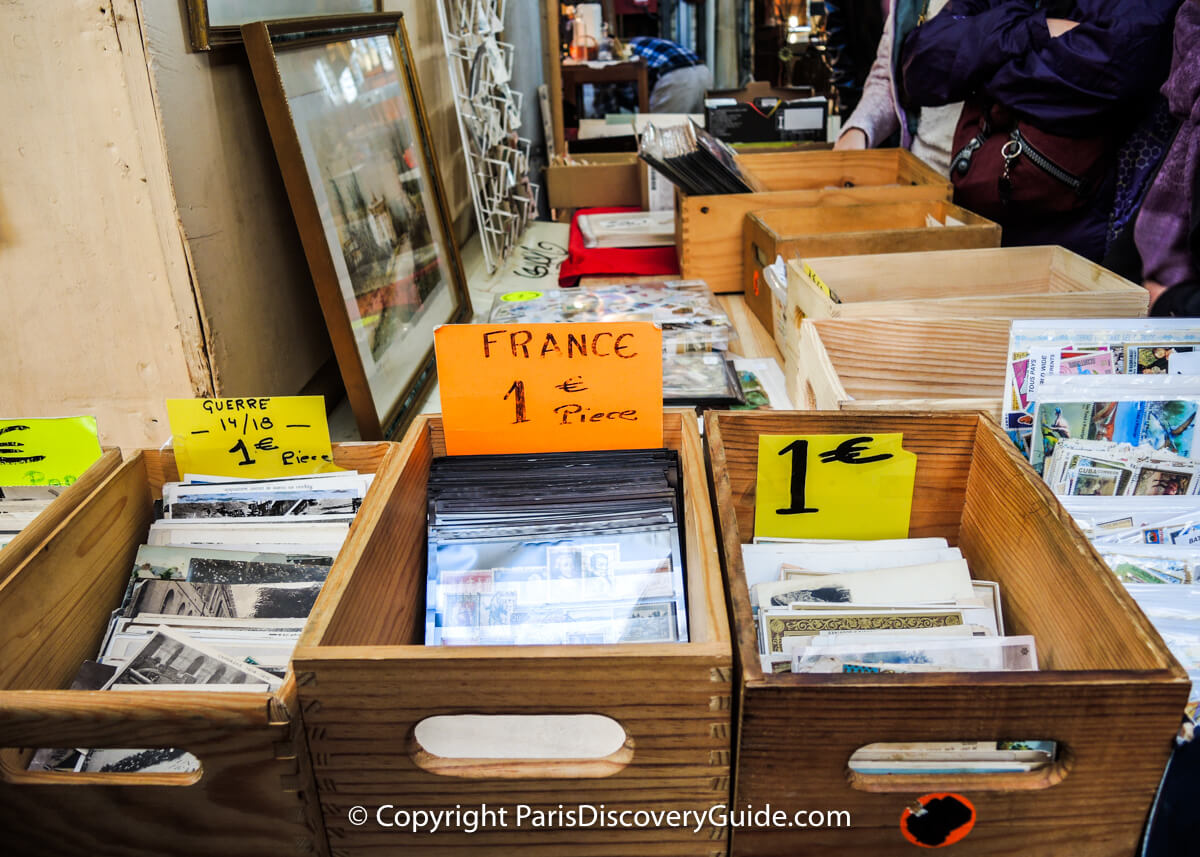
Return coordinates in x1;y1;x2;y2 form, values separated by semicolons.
897;0;1181;262
627;36;714;114
825;0;888;122
1134;1;1200;315
833;0;960;175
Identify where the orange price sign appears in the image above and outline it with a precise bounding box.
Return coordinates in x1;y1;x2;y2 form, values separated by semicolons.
435;322;663;455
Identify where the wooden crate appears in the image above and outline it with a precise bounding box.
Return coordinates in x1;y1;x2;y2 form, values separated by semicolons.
677;149;952;295
292;411;733;856
789;245;1149;322
705;410;1188;857
782;245;1149;416
786;317;1011;419
0;443;397;857
0;448;122;586
742;201;1001;334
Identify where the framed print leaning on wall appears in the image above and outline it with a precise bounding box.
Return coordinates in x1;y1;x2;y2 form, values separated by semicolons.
186;1;382;50
244;14;473;441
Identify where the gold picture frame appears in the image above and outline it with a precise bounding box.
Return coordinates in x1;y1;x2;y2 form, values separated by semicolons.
186;0;383;50
244;14;473;440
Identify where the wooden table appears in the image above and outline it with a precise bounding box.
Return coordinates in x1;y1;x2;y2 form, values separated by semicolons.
561;59;650;118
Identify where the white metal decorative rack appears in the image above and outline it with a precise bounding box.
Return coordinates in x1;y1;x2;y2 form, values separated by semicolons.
435;0;538;274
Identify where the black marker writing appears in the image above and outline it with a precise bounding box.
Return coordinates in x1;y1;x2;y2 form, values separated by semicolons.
0;425;45;465
818;437;893;465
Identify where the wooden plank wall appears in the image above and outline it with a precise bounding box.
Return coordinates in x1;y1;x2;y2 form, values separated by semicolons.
0;1;207;449
0;1;476;450
137;0;335;399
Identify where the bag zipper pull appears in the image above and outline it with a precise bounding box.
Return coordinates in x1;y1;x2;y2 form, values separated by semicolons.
951;131;987;176
999;137;1021;205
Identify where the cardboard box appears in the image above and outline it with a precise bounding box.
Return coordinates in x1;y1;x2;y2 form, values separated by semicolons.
706;98;826;144
707;80;817;103
546;153;673;212
545;153;643;210
706;81;825;143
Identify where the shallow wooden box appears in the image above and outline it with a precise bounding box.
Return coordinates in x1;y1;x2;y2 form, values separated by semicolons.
787;316;1012;419
705;410;1188;857
292;411;733;856
783;245;1149;416
677;149;951;295
0;443;396;857
0;448;122;587
788;245;1149;323
742;200;1001;335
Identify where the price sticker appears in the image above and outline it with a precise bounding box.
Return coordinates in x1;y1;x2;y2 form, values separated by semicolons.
801;261;841;304
435;322;663;455
500;291;543;302
166;397;340;479
755;433;916;540
0;417;103;487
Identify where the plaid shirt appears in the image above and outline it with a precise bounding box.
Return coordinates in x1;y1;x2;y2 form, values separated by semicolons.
628;37;701;76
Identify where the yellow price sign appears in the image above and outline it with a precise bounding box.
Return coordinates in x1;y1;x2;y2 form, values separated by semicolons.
0;417;103;487
167;397;340;479
755;433;916;540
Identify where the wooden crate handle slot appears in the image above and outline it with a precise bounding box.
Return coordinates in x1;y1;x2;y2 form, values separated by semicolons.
408;713;634;780
846;740;1073;794
0;690;275;787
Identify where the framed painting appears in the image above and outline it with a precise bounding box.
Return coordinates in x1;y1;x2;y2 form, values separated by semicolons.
244;14;473;440
186;1;383;50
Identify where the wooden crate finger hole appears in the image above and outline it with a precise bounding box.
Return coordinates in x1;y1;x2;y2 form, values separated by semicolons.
1;744;203;787
845;740;1074;794
408;713;633;779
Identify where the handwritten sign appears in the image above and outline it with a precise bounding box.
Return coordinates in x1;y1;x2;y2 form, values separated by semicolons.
436;322;663;455
511;239;568;281
0;417;103;487
167;397;340;479
755;433;916;540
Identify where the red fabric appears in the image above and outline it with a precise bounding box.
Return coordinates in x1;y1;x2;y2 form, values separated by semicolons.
558;206;681;287
613;0;657;14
